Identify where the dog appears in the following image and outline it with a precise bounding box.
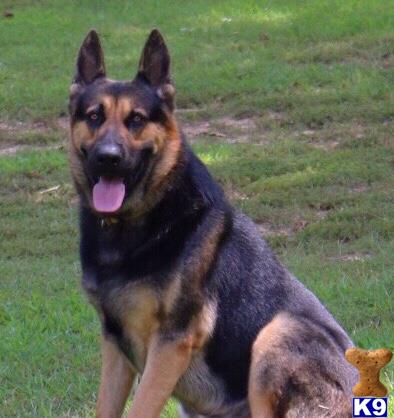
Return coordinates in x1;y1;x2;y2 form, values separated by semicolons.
68;29;357;418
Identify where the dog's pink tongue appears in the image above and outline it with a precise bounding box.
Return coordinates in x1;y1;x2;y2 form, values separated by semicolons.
93;177;125;213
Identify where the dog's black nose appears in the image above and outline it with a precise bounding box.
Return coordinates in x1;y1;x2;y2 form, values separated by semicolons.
95;143;123;167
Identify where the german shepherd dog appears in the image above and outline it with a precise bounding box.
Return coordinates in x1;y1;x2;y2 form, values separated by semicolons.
69;30;357;418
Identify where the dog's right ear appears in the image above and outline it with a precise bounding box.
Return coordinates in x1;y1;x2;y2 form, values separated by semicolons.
73;30;106;86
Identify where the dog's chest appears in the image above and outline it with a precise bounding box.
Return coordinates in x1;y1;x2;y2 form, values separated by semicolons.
81;229;231;414
83;275;230;414
93;280;161;372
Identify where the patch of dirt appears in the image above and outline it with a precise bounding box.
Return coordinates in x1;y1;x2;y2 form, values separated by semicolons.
311;140;340;150
302;129;316;137
348;123;366;139
258;223;293;237
302;124;367;150
315;210;330;220
0;145;29;155
332;253;373;262
301;129;340;150
0;120;51;134
0;116;69;135
181;120;212;139
343;53;394;70
181;115;262;143
217;116;257;130
292;219;309;232
0;117;68;154
225;186;248;202
258;217;312;238
0;144;63;156
265;110;286;121
348;184;368;194
56;117;69;131
176;107;208;114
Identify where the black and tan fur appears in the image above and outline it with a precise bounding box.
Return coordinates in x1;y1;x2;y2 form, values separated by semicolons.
69;29;357;418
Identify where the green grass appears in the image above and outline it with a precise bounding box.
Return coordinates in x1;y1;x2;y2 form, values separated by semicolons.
0;0;393;125
0;1;393;417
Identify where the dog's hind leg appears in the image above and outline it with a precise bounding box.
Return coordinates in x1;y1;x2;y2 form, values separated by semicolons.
96;336;136;418
248;312;354;418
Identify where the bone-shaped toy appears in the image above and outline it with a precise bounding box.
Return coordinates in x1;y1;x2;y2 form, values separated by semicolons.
345;347;392;397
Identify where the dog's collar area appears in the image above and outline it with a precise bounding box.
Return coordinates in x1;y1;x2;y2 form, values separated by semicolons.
100;217;119;228
99;212;137;228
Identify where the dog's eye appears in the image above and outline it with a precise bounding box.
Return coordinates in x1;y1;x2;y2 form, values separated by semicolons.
86;106;104;128
125;112;147;130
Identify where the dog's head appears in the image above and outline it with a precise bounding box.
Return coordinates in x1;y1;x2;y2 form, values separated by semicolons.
69;29;181;216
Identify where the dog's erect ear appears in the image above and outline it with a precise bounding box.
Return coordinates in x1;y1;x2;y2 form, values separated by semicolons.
138;29;172;87
73;30;106;85
137;29;175;109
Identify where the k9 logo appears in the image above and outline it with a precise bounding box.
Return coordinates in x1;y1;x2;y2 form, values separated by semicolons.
352;397;388;417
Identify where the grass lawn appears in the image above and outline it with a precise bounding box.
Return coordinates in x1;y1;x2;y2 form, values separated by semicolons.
0;1;393;417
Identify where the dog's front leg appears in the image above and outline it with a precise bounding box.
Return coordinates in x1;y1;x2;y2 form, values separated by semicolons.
96;336;136;418
127;333;195;418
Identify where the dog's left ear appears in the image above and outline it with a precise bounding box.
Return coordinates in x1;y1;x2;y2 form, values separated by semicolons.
137;29;175;107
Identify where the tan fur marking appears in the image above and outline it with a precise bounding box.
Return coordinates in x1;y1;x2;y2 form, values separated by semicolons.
96;337;136;418
68;147;86;188
162;275;182;316
136;122;166;151
157;84;175;100
69;118;97;198
149;119;181;189
116;97;133;122
185;214;226;291
86;104;101;114
123;287;160;346
108;285;161;371
101;95;116;119
249;313;295;418
69;83;81;97
249;391;277;418
71;120;96;149
192;301;217;349
68;120;99;207
126;300;215;418
121;115;181;219
133;107;148;117
104;281;217;418
252;312;295;354
127;333;195;418
249;313;354;418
